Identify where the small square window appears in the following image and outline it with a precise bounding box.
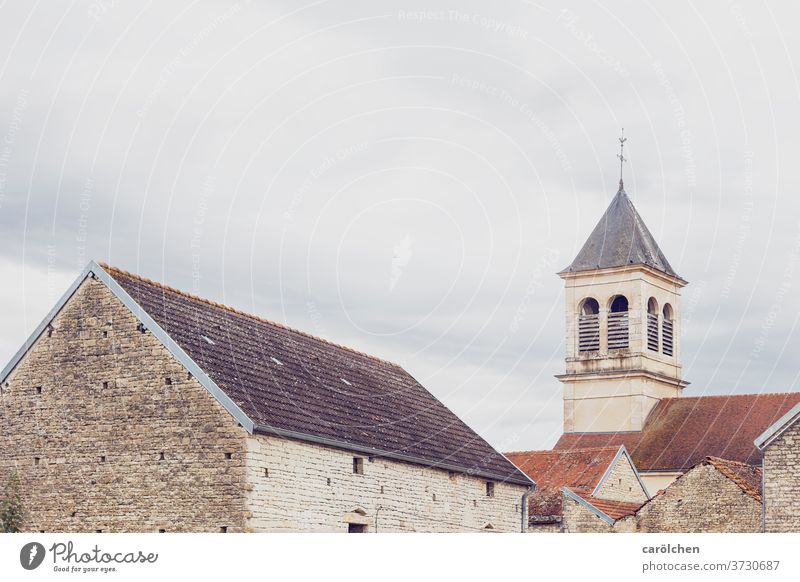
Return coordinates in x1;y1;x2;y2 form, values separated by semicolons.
165;377;172;386
102;381;109;390
225;452;233;460
353;457;364;475
35;386;42;394
34;457;41;466
486;481;495;498
102;330;108;338
220;526;228;533
99;455;106;463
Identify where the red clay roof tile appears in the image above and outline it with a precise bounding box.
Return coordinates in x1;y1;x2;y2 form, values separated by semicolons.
570;489;643;520
506;447;619;519
554;393;800;471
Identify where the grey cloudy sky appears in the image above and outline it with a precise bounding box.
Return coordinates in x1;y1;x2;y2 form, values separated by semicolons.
1;0;799;453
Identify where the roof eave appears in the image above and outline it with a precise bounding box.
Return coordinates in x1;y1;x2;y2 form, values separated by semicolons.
557;263;688;287
754;402;800;450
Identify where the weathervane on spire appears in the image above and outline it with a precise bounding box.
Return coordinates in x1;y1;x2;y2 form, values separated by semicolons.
617;128;627;189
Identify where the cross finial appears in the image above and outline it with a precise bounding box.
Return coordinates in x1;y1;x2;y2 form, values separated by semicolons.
617;127;627;190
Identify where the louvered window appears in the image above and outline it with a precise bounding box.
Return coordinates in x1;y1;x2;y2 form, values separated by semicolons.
578;298;600;353
662;304;674;356
647;313;659;351
608;295;629;350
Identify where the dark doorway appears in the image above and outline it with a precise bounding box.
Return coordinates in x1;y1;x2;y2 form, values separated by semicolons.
348;523;366;533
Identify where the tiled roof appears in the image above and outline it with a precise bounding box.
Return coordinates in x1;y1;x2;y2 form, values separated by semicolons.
555;392;800;471
553;432;643;453
101;264;531;485
505;447;619;519
705;457;762;502
562;186;679;278
569;489;643;520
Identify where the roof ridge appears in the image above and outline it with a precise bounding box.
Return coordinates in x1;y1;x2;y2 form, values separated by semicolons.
662;392;800;401
97;262;400;368
506;446;620;456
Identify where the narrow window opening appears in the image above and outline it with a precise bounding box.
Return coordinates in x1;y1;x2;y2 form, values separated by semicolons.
380;485;384;494
36;386;42;394
608;295;630;350
47;324;54;337
473;499;477;507
263;468;269;477
353;457;364;475
662;304;674;356
647;297;659;352
326;478;331;486
578;298;600;352
432;493;437;502
99;456;106;463
159;452;165;461
102;381;109;390
486;481;495;497
137;323;147;334
34;457;40;466
102;330;108;338
71;511;77;518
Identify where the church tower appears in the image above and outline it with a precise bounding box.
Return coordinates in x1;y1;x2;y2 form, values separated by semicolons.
557;177;688;433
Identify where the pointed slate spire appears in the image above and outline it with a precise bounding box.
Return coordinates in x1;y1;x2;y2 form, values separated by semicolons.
563;184;679;278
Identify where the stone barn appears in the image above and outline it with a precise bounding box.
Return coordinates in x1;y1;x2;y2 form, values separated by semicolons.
0;261;532;533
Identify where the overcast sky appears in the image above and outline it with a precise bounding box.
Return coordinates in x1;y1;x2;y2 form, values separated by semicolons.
1;0;799;453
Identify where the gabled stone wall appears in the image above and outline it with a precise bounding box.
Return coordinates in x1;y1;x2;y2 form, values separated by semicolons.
763;421;800;532
594;452;649;502
0;278;248;532
617;463;760;533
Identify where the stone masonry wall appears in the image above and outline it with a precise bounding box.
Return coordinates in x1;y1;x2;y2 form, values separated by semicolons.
244;435;528;532
620;463;760;533
561;497;614;533
0;278;248;532
594;452;649;502
763;421;800;532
